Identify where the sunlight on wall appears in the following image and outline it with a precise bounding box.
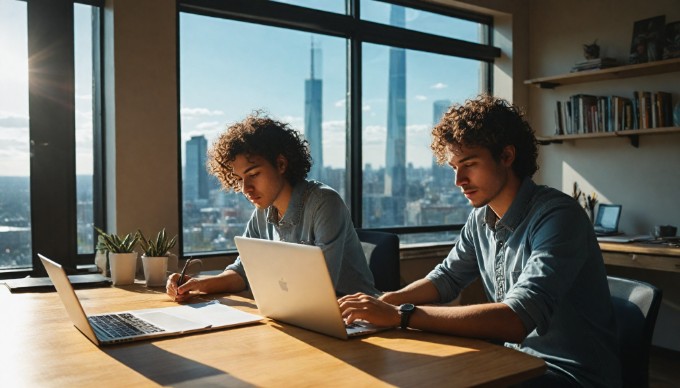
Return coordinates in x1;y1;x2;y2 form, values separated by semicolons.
561;161;613;205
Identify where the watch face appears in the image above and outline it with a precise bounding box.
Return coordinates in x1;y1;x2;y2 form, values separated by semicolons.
400;303;415;313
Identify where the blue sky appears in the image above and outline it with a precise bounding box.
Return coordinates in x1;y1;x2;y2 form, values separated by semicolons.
0;0;482;176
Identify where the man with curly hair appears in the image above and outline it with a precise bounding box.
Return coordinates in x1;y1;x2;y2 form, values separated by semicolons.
339;95;620;387
167;112;378;301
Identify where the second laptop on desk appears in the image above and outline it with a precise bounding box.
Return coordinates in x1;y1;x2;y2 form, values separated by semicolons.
234;236;387;339
39;254;263;346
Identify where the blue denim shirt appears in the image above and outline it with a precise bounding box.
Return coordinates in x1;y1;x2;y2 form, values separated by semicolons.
426;178;620;387
226;180;378;296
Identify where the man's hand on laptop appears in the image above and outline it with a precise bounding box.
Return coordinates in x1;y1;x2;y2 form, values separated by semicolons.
166;273;198;302
338;293;400;328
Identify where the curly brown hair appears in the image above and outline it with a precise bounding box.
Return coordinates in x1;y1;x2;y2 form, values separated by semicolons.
207;112;312;192
431;94;539;179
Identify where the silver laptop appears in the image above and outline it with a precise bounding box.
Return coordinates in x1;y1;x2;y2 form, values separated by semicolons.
39;254;262;346
234;236;386;340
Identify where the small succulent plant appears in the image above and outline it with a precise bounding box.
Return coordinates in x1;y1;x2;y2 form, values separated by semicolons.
138;228;177;257
95;227;140;253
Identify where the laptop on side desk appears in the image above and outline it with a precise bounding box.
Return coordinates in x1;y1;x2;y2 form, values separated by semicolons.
39;254;262;346
593;204;622;236
234;236;388;340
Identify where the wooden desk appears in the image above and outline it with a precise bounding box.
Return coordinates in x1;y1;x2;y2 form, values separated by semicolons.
1;284;545;387
600;242;680;273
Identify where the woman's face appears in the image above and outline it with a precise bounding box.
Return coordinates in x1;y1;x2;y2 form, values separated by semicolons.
231;153;291;212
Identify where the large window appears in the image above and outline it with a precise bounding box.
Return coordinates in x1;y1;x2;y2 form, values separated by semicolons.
0;0;102;275
180;13;347;253
362;44;482;243
0;0;31;270
179;0;498;255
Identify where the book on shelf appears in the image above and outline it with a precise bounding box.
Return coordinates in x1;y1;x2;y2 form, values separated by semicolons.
553;91;675;136
570;57;618;72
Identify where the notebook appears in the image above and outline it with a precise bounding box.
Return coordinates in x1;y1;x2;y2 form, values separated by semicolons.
593;204;622;236
39;254;263;346
234;236;386;340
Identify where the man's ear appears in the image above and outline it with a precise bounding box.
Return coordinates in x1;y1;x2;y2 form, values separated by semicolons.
500;145;516;167
276;155;288;174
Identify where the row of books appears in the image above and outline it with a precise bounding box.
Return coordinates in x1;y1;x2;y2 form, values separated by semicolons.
554;91;675;135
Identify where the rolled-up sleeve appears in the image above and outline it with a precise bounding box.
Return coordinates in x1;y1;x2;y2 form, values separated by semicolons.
426;221;482;303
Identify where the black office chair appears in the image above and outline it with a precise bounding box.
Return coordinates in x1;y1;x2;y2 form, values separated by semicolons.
608;276;662;388
356;229;401;292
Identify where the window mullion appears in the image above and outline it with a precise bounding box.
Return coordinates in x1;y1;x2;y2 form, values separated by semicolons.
27;0;78;275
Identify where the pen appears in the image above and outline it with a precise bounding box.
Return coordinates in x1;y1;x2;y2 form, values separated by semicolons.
177;258;193;287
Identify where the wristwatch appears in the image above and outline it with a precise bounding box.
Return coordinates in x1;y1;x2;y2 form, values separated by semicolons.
398;303;416;329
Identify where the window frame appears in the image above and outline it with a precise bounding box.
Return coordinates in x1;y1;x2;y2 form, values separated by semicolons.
0;0;104;279
178;0;499;254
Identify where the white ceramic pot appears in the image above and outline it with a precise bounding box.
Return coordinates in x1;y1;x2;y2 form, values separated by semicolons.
109;252;138;286
142;255;169;287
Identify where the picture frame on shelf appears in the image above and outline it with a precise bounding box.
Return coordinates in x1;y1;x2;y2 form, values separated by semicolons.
662;21;680;60
629;15;665;64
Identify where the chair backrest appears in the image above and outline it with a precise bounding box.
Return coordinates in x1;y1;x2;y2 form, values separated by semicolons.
356;229;400;292
607;276;662;388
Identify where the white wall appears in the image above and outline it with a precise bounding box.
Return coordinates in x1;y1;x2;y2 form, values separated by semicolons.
527;0;680;351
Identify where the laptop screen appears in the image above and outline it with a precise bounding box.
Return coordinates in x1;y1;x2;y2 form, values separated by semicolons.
595;204;622;230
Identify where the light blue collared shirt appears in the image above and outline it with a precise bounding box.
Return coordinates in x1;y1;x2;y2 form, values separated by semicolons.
426;178;620;387
227;180;378;296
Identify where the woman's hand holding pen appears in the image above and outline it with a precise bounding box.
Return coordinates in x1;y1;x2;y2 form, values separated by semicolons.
166;273;199;302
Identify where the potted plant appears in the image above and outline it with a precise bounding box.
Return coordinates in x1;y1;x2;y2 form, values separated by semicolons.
138;228;177;287
95;227;140;286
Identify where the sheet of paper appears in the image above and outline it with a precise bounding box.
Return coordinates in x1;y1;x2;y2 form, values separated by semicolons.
139;300;262;329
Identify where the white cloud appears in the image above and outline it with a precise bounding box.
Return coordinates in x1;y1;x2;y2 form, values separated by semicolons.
334;99;345;108
430;82;447;90
196;121;221;130
415;95;427;101
0;114;29;128
180;107;225;117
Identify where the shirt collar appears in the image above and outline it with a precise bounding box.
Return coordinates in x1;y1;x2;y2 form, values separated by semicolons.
266;180;308;226
485;177;537;232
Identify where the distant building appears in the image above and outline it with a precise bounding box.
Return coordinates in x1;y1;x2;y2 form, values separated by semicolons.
432;99;453;190
305;38;324;182
384;5;407;225
185;135;209;201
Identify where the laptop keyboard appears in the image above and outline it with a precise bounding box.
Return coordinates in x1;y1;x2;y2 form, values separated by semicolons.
89;313;164;339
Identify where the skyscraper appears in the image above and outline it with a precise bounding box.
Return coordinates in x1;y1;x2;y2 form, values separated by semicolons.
305;38;323;182
432;99;452;189
384;5;407;224
185;135;209;201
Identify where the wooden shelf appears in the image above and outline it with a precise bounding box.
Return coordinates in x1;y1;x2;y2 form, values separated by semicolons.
525;57;680;89
537;126;680;147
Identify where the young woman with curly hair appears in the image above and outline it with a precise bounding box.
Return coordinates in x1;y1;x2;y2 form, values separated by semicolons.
340;95;620;387
167;112;378;301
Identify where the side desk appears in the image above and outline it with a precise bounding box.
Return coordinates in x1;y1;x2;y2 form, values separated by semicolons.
1;283;545;387
599;242;680;273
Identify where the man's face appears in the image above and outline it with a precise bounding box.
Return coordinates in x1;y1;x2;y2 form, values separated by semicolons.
447;144;513;209
231;153;288;210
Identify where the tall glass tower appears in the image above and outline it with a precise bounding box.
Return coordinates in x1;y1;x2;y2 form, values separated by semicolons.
305;38;323;182
185;135;209;201
432;99;452;189
384;5;406;224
